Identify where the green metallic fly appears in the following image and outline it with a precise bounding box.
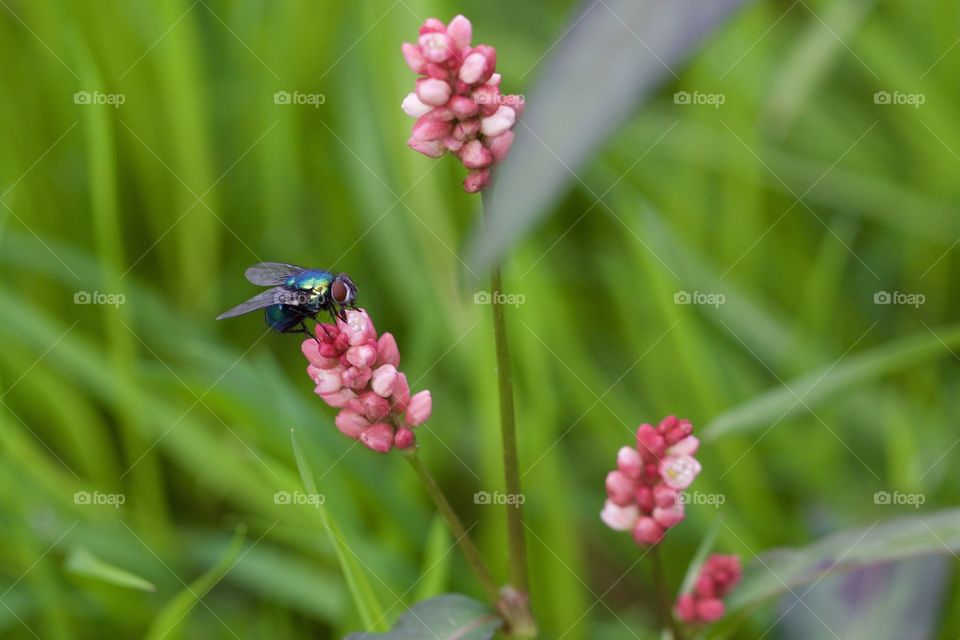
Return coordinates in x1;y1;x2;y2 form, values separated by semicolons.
217;262;358;335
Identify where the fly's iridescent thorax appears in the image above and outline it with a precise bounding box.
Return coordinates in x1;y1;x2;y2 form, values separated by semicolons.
285;269;334;312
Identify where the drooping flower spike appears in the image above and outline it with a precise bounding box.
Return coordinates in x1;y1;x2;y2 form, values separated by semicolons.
601;416;702;545
301;309;431;453
674;554;742;624
401;15;523;193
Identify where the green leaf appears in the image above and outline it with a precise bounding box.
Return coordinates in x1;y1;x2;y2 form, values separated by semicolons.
727;508;960;612
144;525;247;640
470;0;747;270
344;594;502;640
703;324;960;439
291;430;387;632
65;546;156;592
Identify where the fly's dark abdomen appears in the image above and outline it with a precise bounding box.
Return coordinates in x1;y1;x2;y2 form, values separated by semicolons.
264;304;308;333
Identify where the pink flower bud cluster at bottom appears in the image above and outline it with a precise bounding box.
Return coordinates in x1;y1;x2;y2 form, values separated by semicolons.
301;309;431;453
600;416;702;545
674;554;742;624
401;14;523;193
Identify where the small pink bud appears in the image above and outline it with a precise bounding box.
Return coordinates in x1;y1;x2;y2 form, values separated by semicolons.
335;410;369;439
416;78;452;106
633;516;664;546
600;500;638;531
359;391;391;422
453;119;481;140
418;32;454;63
488;73;502;87
419;18;446;35
391;372;411;411
360;423;395;453
635;485;655;512
484;130;515;163
443;136;465;152
675;594;697;623
652;503;685;528
371;364;399;397
459;45;496;84
471;84;500;116
394;427;416;449
312;365;344;395
463;168;491;193
668;435;700;457
401;43;426;73
318;342;341;358
480;105;515;137
616;446;642;479
652;483;678;507
341;365;372;390
318;387;356;409
636;423;665;461
376;333;400;367
605;470;635;506
449;95;479;120
346;343;377;368
695;599;725;622
659;454;701;490
459;139;493;169
412;112;455;142
302;340;338;369
447;15;473;51
695;574;716;598
340;309;377;346
423;62;449;79
402;92;432;118
404;390;432;426
407;137;447;158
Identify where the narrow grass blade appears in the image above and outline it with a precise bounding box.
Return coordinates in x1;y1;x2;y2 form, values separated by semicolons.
65;546;156;592
144;524;247;640
291;430;387;631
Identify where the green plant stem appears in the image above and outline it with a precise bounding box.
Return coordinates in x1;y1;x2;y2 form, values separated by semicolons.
403;449;500;604
481;190;530;595
651;547;685;640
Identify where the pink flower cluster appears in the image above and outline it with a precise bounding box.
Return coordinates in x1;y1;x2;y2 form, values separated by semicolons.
674;554;742;624
600;416;702;545
301;309;432;453
401;14;523;193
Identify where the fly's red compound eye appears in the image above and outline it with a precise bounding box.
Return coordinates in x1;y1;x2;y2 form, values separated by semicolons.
331;279;348;304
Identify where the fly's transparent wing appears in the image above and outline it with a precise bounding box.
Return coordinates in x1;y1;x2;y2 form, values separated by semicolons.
244;262;304;285
216;286;309;320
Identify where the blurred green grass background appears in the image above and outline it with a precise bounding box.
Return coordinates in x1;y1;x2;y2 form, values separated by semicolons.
1;0;959;638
